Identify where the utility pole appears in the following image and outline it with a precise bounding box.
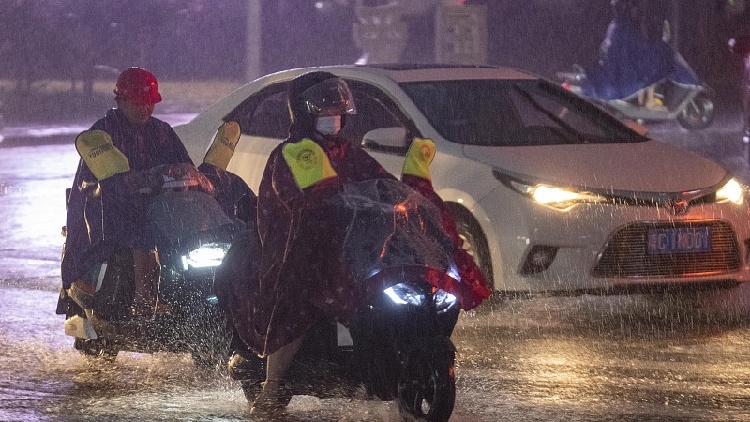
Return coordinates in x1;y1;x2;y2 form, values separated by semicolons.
670;0;680;51
246;0;262;82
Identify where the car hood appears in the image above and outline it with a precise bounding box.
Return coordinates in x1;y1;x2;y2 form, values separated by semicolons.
463;140;728;192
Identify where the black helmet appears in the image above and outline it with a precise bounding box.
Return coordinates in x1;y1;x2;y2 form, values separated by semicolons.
287;71;356;134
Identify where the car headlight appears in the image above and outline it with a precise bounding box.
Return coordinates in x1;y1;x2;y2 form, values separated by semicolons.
715;178;744;204
181;242;230;270
507;179;605;211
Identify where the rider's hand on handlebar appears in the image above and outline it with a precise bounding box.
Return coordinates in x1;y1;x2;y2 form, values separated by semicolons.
123;170;159;194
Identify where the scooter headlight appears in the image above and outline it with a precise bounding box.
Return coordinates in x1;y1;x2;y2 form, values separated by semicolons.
383;283;458;313
181;242;231;270
434;289;458;313
384;283;425;306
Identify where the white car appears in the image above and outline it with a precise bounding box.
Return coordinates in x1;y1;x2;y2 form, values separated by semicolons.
175;65;750;294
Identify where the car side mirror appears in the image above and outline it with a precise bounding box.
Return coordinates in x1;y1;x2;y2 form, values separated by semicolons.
361;127;409;154
623;119;649;137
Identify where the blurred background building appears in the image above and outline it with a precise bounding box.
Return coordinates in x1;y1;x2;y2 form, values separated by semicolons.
0;0;747;120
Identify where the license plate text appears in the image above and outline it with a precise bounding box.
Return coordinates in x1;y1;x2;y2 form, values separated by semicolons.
647;226;712;254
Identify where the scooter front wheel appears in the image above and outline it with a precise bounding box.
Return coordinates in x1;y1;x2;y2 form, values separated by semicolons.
677;92;715;130
397;350;456;422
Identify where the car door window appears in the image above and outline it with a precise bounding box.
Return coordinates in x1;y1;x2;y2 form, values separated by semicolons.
340;80;414;150
224;84;290;140
224;80;414;146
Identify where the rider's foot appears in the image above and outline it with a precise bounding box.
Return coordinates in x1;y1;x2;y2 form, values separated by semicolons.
644;99;667;112
250;380;289;415
227;350;260;380
68;280;96;309
743;129;750;144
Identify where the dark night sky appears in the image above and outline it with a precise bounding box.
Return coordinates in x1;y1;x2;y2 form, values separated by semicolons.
257;0;748;88
0;0;747;86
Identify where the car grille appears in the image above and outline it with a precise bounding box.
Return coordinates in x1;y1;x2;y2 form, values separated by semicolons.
592;220;741;278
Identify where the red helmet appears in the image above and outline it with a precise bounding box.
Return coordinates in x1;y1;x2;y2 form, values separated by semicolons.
114;67;162;104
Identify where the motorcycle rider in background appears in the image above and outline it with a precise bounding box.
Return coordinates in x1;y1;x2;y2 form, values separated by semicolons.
59;67;193;319
247;71;490;414
580;0;700;106
729;35;750;144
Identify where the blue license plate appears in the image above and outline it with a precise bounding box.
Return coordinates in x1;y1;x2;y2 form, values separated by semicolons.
647;227;712;254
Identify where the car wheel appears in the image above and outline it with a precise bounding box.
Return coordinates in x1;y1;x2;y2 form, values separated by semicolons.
74;337;118;362
677;92;715;130
449;204;494;290
397;350;456;422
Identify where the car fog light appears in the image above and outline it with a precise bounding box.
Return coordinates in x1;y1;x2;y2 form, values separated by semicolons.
520;245;558;274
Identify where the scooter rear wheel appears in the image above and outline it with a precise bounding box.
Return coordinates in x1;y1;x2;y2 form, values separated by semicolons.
677;92;715;130
397;350;456;422
74;337;118;362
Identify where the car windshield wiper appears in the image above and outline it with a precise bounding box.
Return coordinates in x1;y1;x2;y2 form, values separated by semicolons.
512;85;585;144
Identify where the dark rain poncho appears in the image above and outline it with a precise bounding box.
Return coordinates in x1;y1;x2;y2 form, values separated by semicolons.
581;15;700;100
60;109;192;288
216;133;491;356
197;162;255;219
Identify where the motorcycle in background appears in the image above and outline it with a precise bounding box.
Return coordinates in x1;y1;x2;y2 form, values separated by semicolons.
557;63;716;131
57;163;238;367
222;178;465;422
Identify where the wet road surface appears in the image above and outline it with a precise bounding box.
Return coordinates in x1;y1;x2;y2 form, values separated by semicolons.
3;281;750;421
2;113;750;421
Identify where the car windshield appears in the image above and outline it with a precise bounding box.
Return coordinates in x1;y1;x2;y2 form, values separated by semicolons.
400;79;646;146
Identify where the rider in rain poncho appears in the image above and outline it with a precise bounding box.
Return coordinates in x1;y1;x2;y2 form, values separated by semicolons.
223;71;490;414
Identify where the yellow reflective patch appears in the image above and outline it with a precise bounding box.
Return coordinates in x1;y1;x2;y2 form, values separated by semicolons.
402;137;435;181
282;138;338;189
75;130;130;181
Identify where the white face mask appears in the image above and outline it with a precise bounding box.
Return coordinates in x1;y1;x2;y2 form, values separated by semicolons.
315;115;342;135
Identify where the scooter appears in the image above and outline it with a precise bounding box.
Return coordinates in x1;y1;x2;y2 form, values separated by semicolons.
56;163;238;366
557;65;716;130
224;178;463;422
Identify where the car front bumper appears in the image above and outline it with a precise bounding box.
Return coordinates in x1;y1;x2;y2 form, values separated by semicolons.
478;190;750;293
